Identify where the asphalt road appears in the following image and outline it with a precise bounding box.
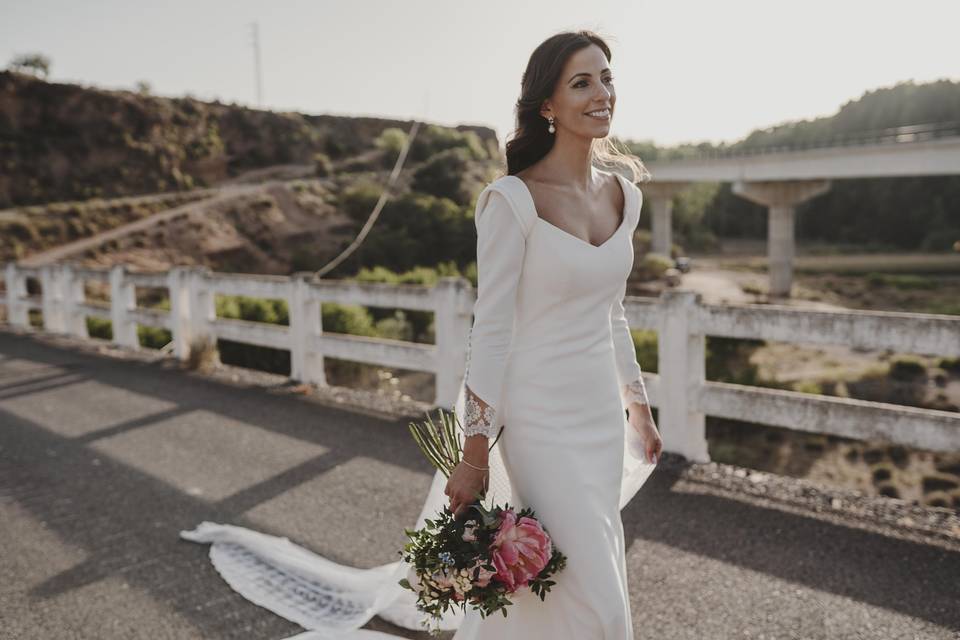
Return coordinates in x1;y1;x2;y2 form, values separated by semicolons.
1;329;958;639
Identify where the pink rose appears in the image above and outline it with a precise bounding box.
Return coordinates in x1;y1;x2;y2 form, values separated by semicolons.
490;509;553;592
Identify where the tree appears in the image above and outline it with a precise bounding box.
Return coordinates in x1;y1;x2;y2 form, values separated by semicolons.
9;53;51;79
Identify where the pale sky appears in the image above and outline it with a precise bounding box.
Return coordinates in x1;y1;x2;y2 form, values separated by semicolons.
2;0;957;148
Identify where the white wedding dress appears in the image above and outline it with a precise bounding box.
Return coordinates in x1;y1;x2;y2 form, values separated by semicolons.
180;168;657;640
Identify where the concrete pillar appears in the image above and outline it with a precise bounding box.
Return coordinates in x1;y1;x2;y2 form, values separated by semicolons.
167;266;192;360
109;264;139;348
657;290;709;463
641;182;688;257
731;180;831;297
289;272;327;385
40;264;68;333
4;262;30;328
187;266;216;356
433;276;474;408
61;264;89;338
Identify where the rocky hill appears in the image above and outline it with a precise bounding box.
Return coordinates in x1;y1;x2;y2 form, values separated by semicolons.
0;70;498;208
0;71;501;275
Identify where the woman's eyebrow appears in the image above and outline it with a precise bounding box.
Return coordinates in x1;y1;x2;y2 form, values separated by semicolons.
567;68;612;82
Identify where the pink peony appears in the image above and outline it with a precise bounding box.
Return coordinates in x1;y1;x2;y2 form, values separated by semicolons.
489;509;553;592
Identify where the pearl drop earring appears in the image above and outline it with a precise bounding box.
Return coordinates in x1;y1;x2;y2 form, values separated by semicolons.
547;116;555;134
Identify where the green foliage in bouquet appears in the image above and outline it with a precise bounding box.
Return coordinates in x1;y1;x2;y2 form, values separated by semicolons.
397;498;567;635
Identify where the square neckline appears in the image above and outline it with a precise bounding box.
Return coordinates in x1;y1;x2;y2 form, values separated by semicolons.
508;171;630;250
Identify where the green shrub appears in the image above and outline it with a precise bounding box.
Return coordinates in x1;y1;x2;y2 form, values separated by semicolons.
138;325;172;349
865;272;936;290
631;329;658;373
313;152;333;177
375;127;408;164
339;180;384;222
705;336;765;386
636;253;673;280
412;147;472;204
409;125;488;163
888;356;927;381
793;380;823;395
215;294;288;325
319;302;376;337
87;316;112;340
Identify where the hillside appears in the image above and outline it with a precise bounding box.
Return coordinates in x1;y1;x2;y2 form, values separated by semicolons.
0;71;502;275
0;70;498;207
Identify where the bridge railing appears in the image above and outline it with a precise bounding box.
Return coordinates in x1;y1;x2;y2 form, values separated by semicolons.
662;120;960;162
2;261;958;462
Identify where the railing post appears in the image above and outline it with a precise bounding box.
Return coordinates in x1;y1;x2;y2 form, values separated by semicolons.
167;266;193;360
4;262;30;328
289;272;327;385
109;264;139;348
61;263;89;338
40;264;67;333
433;276;474;408
657;290;710;463
187;266;216;355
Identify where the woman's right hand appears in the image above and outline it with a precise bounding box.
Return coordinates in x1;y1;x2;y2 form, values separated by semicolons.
444;459;489;519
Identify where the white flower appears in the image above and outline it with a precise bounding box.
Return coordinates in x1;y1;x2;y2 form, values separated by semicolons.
406;566;424;594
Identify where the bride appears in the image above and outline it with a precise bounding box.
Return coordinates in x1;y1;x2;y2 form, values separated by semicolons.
181;29;662;640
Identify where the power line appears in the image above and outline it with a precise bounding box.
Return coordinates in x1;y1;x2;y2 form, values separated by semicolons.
312;119;421;279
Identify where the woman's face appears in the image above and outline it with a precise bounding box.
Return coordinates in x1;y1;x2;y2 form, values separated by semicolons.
541;44;615;139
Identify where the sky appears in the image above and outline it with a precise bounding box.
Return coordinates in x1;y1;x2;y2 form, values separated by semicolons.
2;0;957;149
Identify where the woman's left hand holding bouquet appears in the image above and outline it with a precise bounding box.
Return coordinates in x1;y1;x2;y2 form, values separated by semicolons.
444;435;490;518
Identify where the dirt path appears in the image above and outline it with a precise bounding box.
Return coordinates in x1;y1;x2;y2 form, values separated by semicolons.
18;184;264;267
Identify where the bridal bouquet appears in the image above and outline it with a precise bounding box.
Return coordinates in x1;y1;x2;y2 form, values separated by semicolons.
399;408;567;635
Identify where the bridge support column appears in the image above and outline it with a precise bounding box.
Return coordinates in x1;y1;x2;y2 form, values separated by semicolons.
642;182;688;256
433;277;474;408
4;263;29;328
110;264;139;348
290;273;327;386
657;290;709;463
732;180;831;297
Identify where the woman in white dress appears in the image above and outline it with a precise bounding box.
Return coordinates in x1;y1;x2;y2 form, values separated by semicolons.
179;29;661;640
444;30;662;640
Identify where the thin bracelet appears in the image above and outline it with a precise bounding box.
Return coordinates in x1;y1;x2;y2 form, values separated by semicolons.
461;458;489;471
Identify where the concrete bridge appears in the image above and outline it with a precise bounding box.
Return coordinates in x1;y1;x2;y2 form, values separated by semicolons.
2;262;959;638
644;120;960;296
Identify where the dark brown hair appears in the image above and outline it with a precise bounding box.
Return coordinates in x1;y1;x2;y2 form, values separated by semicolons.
504;30;650;182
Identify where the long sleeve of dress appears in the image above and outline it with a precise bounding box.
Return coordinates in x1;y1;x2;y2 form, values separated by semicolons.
462;189;526;439
610;278;650;409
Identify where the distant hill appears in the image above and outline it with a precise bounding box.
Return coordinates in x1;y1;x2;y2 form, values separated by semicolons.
0;70;498;208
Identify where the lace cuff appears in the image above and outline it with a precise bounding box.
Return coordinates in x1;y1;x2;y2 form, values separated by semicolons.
620;377;649;407
463;385;500;439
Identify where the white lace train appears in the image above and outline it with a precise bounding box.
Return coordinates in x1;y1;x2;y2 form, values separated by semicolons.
180;376;655;639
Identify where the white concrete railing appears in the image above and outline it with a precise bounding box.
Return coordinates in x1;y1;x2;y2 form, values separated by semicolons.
2;261;958;462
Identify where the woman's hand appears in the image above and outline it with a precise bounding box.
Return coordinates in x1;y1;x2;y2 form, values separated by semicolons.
445;461;488;518
627;403;662;465
445;437;490;518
